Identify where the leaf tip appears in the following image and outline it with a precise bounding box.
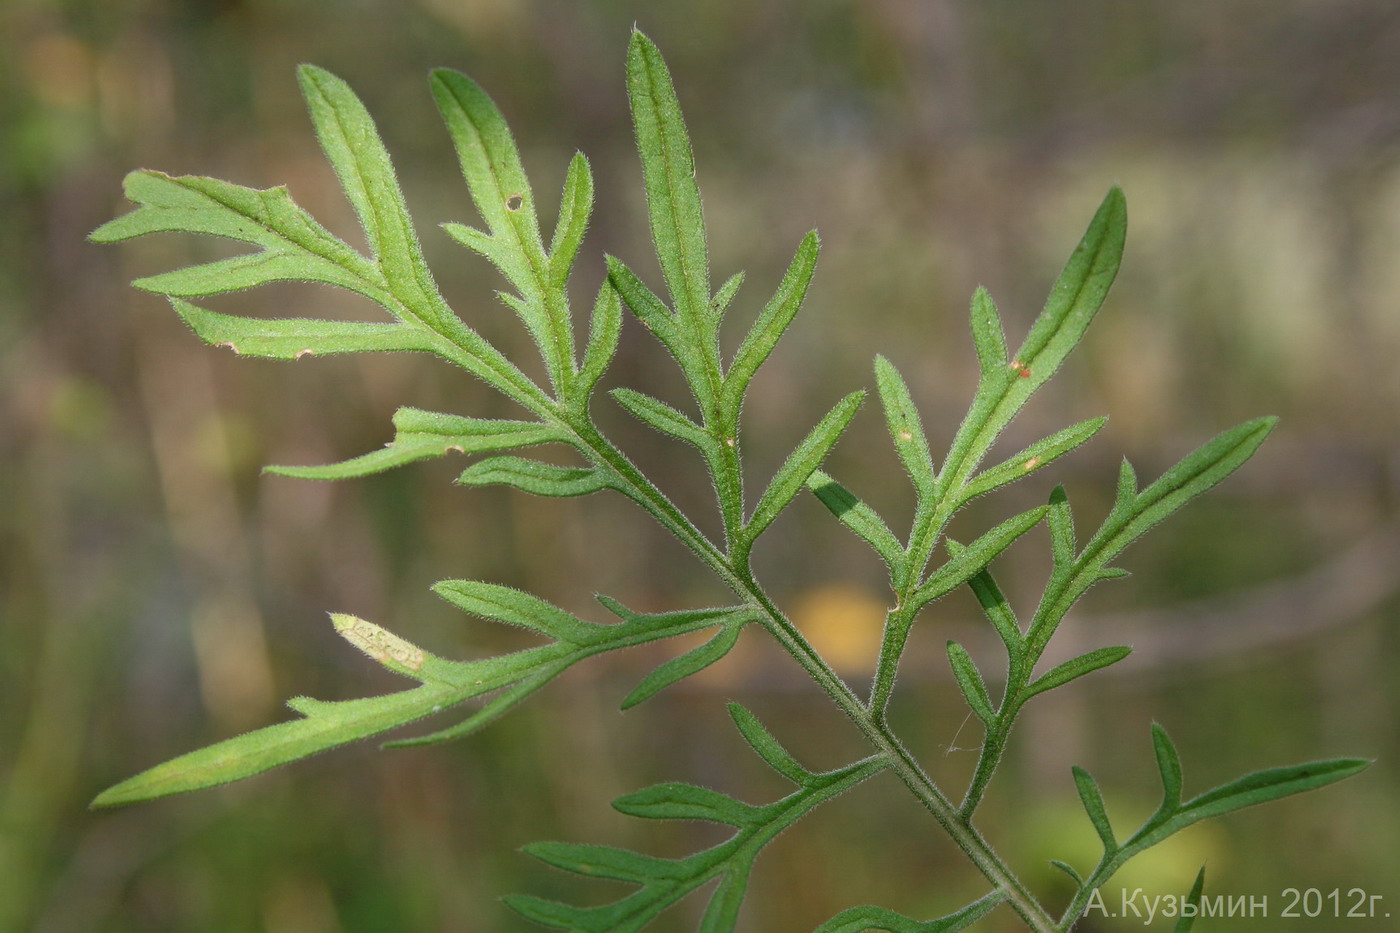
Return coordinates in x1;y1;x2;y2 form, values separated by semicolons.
295;62;335;95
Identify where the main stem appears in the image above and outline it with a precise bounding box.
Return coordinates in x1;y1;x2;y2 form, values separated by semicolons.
564;413;1058;933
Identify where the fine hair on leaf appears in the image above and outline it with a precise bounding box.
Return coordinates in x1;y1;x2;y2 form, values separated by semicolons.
90;27;1368;933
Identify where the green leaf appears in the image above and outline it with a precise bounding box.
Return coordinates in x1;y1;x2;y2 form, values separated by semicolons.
385;663;568;748
807;470;905;570
1146;758;1370;840
1072;766;1117;854
457;456;614;497
502;894;613;932
549;152;594;287
430;68;543;270
524;842;681;883
1094;732;1369;882
393;598;749;748
611;388;707;449
1044;485;1076;573
171;299;438;360
1080;418;1277;570
606;255;684;355
712;270;745;319
745;391;865;544
90;681;457;808
700;873;747;933
430;67;578;385
723;231;820;412
958;418;1106;504
915;506;1047;608
1173;867;1207;933
961;563;1023;657
299;65;457;332
1011;187;1126;394
1049;860;1084;888
969;286;1008;376
268;407;565;480
1023;646;1132;701
511;754;886;933
90;171;382;299
432;580;602;645
626;29;710;327
946;642;995;725
93;85;548;412
1151;723;1184;812
578;281;623;400
90;613;542;807
874;356;936;497
88;581;768;806
727;702;812;786
813;892;1006;933
940;188;1126;491
612;783;762;827
621;621;746;709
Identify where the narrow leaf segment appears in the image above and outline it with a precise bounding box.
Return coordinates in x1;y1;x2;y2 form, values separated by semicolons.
92;592;753;807
506;708;888;933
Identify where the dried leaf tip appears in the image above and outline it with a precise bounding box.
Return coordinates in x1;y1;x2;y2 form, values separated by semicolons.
332;613;425;672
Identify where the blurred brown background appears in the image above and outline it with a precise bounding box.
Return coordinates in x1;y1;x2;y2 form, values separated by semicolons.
2;1;1397;930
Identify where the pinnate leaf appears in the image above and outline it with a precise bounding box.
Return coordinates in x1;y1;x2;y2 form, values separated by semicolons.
93;589;750;805
90;171;379;299
431;66;578;384
511;750;885;932
298;65;456;331
940;188;1126;490
1072;728;1367;891
1081;418;1277;570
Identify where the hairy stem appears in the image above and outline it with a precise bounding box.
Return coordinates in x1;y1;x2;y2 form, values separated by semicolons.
557;405;1057;933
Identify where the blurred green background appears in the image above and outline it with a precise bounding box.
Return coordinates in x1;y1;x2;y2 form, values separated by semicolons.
3;1;1397;930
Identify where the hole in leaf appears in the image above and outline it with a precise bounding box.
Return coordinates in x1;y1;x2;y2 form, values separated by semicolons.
506;193;524;212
